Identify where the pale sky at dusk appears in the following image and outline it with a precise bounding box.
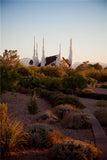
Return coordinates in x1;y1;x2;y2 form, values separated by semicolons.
0;0;107;64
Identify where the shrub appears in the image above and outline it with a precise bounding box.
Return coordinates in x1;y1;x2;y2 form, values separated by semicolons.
36;110;58;124
17;66;31;77
41;77;62;91
0;103;28;157
61;113;91;129
96;100;107;107
16;86;32;95
18;76;41;89
25;123;62;148
40;65;66;77
62;73;87;93
94;109;107;126
100;84;107;89
28;92;38;114
76;91;107;100
87;77;97;87
0;64;19;93
48;140;101;160
40;89;85;109
53;104;81;119
93;63;102;70
87;70;107;82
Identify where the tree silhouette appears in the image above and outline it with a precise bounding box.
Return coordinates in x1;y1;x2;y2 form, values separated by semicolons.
1;50;19;66
93;63;102;70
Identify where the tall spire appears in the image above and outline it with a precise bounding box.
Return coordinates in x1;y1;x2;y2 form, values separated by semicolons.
35;42;39;66
43;37;44;53
33;36;36;65
69;38;73;68
33;36;39;66
56;43;62;66
41;37;46;66
36;43;38;57
34;36;36;57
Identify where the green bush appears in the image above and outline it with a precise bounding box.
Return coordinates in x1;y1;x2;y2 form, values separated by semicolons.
0;64;19;93
94;109;107;126
18;76;41;89
87;70;107;82
75;62;107;82
25;123;62;148
0;103;28;158
28;93;38;114
62;113;91;129
87;77;97;87
41;77;62;91
48;140;101;160
40;89;85;109
62;73;87;93
76;91;107;100
17;66;31;77
40;65;66;77
16;86;32;95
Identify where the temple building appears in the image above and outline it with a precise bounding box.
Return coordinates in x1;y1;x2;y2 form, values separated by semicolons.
33;36;39;66
32;36;73;68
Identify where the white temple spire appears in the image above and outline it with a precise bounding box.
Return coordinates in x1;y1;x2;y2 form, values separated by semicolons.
35;42;39;66
33;36;39;66
69;38;73;68
56;43;62;66
33;36;36;57
36;43;38;57
33;36;36;65
41;37;46;66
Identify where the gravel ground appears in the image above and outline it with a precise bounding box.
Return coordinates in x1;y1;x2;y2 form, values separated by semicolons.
0;92;97;160
0;92;94;142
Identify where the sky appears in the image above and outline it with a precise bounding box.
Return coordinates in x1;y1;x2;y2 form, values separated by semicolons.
0;0;107;64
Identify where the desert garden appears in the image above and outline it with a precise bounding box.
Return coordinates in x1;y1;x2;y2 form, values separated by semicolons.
0;50;107;160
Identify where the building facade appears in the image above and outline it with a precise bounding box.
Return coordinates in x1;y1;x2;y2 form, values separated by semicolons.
32;36;73;68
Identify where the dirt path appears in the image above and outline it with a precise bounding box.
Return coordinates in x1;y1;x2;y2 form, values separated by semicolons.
79;97;107;114
79;97;107;136
83;108;107;160
79;97;107;160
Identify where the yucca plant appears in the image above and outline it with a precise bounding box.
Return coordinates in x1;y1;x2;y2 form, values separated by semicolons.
28;92;38;114
0;103;28;158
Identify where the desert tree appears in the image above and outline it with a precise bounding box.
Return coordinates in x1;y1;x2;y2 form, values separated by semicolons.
1;50;19;66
